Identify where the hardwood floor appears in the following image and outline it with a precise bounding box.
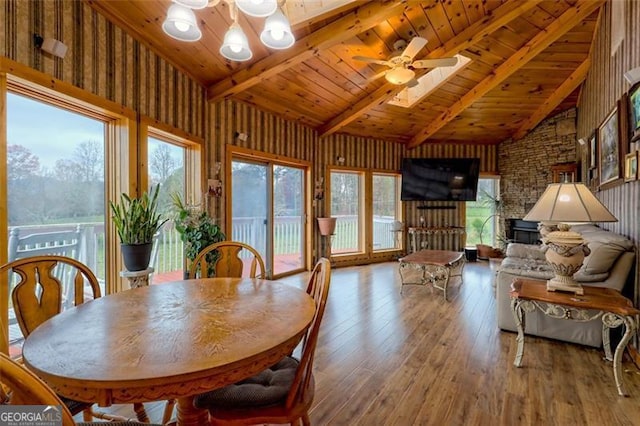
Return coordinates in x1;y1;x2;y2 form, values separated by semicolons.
82;261;640;425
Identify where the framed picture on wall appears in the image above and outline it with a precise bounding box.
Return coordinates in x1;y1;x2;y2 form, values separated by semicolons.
629;82;640;142
625;152;638;182
598;107;621;187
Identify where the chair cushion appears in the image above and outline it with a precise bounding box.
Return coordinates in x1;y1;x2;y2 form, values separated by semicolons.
194;356;298;410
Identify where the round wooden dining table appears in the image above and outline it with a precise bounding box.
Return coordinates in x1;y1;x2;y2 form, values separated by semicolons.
22;277;315;426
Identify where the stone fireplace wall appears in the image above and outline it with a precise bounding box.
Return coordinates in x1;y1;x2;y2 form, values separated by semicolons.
498;108;578;221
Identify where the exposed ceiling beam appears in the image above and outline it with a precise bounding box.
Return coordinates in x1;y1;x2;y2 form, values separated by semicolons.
512;59;591;140
407;0;604;149
316;0;541;138
206;0;407;102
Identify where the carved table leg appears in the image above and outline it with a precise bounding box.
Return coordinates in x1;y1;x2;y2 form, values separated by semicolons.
511;298;526;367
176;396;209;426
442;266;450;301
612;315;637;397
602;319;613;362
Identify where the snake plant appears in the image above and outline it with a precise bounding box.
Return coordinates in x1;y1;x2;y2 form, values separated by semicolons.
110;185;168;245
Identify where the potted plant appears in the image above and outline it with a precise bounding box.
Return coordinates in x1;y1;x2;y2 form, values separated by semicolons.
317;217;337;236
171;193;226;277
110;185;168;271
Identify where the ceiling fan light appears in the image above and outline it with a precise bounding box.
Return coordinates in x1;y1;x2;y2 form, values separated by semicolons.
236;0;277;17
385;67;415;85
173;0;209;10
162;4;202;42
220;23;253;61
260;9;295;49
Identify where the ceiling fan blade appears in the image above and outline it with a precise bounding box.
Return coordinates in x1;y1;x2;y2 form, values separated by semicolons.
371;70;388;81
353;56;392;67
412;57;459;68
402;37;427;60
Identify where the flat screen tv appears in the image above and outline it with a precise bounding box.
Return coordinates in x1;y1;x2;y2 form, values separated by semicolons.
400;158;480;202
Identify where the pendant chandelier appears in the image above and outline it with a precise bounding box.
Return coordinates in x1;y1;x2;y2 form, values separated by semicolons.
162;0;295;62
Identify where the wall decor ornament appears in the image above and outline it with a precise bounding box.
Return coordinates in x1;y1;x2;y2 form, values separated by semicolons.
598;107;621;187
625;152;638;182
628;82;640;142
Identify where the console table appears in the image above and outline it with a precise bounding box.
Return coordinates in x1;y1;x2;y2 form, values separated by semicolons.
510;278;640;396
407;226;465;253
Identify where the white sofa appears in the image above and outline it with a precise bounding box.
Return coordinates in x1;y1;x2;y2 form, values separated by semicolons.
496;224;636;347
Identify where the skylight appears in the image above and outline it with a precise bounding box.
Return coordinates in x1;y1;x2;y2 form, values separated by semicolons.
388;54;471;108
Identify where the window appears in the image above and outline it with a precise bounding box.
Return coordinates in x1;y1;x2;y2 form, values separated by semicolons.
5;90;110;357
330;170;363;254
329;169;401;258
147;135;186;282
372;173;401;250
7;92;107;283
466;177;501;247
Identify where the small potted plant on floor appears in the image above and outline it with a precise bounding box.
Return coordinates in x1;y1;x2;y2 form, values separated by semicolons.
110;185;168;271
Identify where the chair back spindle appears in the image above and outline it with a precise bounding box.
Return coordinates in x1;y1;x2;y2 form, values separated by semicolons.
2;255;101;339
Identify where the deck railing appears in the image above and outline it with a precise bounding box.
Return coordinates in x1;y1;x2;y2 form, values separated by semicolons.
5;217;398;351
7;215;398;276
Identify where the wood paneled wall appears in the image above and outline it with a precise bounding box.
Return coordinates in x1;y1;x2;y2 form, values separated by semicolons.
576;0;640;349
211;99;498;261
0;0;205;138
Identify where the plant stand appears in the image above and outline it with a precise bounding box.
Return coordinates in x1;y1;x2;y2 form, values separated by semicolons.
120;267;154;289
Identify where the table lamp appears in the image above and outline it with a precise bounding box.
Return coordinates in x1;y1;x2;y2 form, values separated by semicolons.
523;183;617;295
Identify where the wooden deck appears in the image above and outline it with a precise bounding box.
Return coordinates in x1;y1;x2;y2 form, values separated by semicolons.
151;253;303;284
76;261;640;425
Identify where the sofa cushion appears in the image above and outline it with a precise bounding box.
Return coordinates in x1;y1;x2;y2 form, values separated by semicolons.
570;224;602;234
581;240;632;275
574;270;610;282
505;243;546;260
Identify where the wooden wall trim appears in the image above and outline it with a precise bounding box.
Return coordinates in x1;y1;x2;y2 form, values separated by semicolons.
0;57;135;119
141;116;204;146
0;71;7;356
227;145;312;168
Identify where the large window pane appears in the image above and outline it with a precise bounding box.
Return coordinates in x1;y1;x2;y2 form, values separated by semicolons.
6;92;105;356
373;174;401;250
273;165;304;274
466;178;500;246
330;171;362;254
148;137;185;282
231;160;268;273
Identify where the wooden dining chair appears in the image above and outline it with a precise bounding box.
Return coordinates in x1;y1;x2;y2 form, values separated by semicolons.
193;258;331;426
188;241;266;279
0;353;163;426
0;255;148;423
157;241;268;423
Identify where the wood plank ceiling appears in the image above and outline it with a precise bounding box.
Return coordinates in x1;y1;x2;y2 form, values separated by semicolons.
87;0;604;147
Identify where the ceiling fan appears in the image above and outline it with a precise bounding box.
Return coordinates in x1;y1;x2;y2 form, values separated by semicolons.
353;37;458;87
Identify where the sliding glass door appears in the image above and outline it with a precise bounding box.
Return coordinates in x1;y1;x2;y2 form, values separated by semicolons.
230;157;307;277
231;160;269;272
273;165;304;274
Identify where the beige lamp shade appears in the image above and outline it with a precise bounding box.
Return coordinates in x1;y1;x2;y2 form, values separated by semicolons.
523;183;617;223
